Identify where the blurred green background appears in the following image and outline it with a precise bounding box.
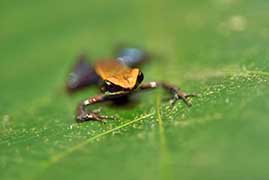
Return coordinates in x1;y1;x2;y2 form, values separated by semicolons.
1;0;269;179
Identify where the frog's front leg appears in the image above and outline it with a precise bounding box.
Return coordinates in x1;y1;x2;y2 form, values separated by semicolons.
76;94;115;123
139;82;196;106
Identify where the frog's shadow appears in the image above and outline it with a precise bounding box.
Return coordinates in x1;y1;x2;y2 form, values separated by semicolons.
108;96;140;109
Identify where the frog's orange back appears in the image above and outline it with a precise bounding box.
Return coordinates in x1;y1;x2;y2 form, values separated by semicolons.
95;60;139;89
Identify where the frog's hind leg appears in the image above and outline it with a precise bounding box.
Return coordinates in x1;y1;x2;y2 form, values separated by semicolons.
115;46;150;68
66;54;100;93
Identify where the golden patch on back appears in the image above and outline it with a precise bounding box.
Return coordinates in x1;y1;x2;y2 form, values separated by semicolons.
95;60;139;89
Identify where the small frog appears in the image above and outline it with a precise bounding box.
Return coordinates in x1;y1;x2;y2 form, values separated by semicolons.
66;47;196;122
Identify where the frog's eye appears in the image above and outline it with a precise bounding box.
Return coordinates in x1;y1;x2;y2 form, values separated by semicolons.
105;80;112;86
137;71;144;84
104;80;124;92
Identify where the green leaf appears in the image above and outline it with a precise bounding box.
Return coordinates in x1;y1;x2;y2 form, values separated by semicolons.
1;0;269;179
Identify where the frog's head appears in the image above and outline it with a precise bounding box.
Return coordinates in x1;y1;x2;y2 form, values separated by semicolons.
102;69;144;93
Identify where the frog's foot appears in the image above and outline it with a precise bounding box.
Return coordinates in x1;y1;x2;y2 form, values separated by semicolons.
76;110;116;123
169;91;197;107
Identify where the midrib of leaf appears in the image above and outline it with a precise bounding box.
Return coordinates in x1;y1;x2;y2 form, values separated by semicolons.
156;94;173;180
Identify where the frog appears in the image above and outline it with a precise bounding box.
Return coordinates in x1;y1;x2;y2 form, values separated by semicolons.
66;47;196;122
